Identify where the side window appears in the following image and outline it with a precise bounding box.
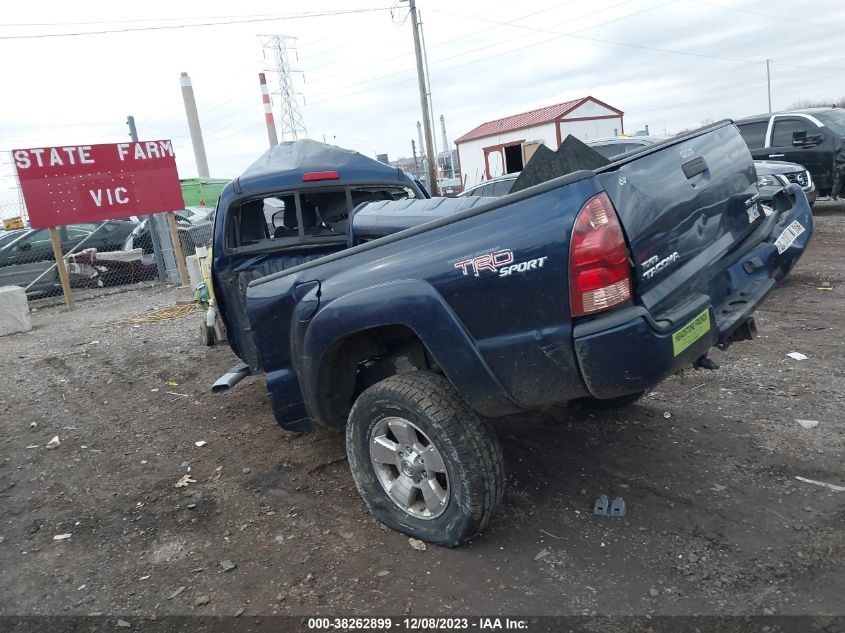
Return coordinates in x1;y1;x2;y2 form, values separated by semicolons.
14;229;50;252
490;179;514;196
65;224;98;240
229;187;408;248
771;118;814;147
479;184;495;197
736;121;768;149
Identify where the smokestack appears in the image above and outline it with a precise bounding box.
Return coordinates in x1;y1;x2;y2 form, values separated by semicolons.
440;114;454;178
180;72;210;178
258;73;279;147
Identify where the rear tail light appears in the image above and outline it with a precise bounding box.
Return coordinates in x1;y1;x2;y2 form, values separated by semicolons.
569;192;632;317
303;171;339;181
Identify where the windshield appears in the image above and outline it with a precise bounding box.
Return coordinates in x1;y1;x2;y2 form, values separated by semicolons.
816;110;845;135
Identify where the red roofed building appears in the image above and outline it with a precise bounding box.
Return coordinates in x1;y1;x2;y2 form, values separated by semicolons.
454;96;624;187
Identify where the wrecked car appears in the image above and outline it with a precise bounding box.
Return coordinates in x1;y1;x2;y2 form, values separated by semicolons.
212;125;812;546
735;107;845;199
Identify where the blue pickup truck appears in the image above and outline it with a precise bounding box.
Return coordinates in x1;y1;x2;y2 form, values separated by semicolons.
212;126;812;545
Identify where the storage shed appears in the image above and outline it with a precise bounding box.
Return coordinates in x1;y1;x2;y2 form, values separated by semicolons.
454;96;624;187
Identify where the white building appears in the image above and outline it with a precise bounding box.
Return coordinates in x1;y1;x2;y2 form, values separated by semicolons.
454;96;624;188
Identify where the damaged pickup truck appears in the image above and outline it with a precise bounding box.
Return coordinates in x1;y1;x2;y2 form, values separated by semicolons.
212;124;812;546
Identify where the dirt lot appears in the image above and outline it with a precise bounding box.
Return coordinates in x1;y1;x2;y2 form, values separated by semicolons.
1;203;843;620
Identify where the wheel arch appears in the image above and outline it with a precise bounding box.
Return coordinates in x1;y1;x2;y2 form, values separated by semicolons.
300;279;521;428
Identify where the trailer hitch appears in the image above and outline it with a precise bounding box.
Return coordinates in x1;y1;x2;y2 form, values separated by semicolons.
717;317;757;351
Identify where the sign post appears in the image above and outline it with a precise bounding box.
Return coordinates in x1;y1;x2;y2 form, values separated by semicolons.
47;227;74;310
166;212;190;286
12;140;186;305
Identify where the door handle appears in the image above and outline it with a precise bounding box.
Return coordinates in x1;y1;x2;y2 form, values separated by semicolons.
682;156;708;179
768;154;785;158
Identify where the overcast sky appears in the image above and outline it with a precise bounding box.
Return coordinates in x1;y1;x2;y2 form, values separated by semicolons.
1;0;844;210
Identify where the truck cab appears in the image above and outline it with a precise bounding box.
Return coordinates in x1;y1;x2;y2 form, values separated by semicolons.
735;108;845;198
211;140;427;370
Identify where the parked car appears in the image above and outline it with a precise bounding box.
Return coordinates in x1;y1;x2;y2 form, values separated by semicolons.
175;206;214;224
123;216;213;256
0;220;139;296
734;107;845;199
458;174;517;198
211;125;811;546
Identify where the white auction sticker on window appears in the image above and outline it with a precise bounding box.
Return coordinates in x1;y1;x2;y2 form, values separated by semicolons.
774;220;805;254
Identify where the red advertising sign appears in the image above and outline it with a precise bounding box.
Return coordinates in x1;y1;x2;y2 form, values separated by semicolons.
13;140;185;229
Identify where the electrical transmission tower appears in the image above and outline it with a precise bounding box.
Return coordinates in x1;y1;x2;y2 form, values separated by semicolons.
259;34;307;141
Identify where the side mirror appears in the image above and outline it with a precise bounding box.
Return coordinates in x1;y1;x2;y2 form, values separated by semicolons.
791;130;807;146
792;130;822;147
804;133;824;147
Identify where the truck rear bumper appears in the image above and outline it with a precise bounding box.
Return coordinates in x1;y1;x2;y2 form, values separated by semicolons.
573;184;813;400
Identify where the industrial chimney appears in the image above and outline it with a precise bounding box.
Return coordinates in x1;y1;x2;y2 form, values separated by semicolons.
180;72;210;178
258;73;279;147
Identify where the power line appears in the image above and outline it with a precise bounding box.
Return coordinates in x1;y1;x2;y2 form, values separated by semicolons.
307;0;630;101
0;122;123;130
435;4;845;73
309;0;674;105
0;7;391;40
686;0;844;32
430;1;762;64
304;0;573;84
3;10;374;28
441;12;845;73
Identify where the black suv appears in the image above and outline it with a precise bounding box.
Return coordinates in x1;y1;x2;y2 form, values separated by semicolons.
734;108;845;199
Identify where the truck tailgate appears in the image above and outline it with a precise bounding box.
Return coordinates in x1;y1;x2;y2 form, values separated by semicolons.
595;122;760;314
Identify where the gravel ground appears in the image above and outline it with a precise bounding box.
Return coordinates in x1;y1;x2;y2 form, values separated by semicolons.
0;202;843;619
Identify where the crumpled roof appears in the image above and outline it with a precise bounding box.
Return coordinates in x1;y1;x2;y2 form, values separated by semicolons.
237;139;410;192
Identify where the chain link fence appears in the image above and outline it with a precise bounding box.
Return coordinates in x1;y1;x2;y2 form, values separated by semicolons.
0;199;213;308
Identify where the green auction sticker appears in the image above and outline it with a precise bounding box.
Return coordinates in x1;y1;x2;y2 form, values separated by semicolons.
672;308;711;356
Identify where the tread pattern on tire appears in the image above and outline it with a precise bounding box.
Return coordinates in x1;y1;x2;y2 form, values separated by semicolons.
347;371;504;545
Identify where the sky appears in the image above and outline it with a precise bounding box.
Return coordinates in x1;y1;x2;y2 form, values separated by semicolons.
1;0;844;212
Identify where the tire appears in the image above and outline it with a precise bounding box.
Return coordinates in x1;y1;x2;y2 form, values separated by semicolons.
346;371;504;547
578;391;646;410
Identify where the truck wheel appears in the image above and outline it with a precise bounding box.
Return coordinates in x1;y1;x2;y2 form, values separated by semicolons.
346;372;504;547
578;391;645;410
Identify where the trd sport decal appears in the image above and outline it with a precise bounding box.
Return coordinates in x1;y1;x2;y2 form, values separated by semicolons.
453;249;548;278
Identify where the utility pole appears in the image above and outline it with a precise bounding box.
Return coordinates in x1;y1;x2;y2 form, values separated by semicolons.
127;116;188;286
127;116;167;282
766;59;772;114
418;11;438;162
411;139;419;176
180;72;210;178
405;0;438;196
